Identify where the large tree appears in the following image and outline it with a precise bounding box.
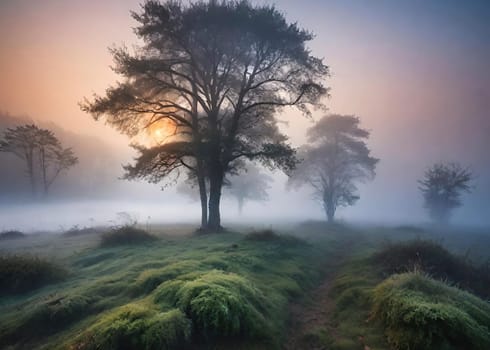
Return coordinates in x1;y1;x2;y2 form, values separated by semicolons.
0;124;78;196
418;162;473;225
289;114;378;222
82;0;328;231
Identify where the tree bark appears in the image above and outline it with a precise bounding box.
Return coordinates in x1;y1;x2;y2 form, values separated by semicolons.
237;196;244;215
324;198;335;223
197;167;208;229
208;167;224;231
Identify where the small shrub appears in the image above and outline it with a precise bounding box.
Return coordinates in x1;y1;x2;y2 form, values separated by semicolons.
63;225;98;237
245;230;306;246
0;255;66;295
0;230;26;241
100;226;156;247
74;304;191;350
372;272;490;350
245;229;279;241
373;240;489;298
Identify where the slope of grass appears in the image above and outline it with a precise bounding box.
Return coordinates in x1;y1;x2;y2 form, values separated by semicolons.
372;272;490;350
0;255;66;296
373;239;490;298
0;227;340;350
328;239;490;350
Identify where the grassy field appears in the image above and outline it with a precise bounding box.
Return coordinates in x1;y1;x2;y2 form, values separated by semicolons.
0;222;489;350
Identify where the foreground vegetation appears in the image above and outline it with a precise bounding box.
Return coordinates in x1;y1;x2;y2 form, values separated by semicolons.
0;223;488;349
0;224;345;349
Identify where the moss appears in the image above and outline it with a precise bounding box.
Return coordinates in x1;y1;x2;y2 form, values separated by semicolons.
0;255;66;295
372;272;490;350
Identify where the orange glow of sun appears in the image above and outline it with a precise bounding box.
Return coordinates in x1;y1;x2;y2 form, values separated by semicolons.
146;119;177;145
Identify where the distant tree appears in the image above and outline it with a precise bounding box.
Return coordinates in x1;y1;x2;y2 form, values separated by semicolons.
418;162;473;225
81;0;328;231
227;166;272;215
289;114;378;222
0;124;78;196
0;125;39;194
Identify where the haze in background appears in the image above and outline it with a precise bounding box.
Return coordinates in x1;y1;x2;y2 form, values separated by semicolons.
0;0;489;229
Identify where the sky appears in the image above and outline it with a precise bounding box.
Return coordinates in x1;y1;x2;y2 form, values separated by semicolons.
0;0;489;227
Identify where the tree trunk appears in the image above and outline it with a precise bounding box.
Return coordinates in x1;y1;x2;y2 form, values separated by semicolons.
208;168;223;231
237;196;244;215
324;198;335;223
197;167;208;229
26;149;36;197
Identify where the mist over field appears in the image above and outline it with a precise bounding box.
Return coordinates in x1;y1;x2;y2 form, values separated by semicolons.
0;1;489;350
1;1;489;231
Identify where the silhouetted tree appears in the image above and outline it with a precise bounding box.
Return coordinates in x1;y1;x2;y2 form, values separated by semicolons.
81;0;328;231
418;162;473;225
0;124;78;196
289;114;378;222
227;165;272;215
0;125;39;194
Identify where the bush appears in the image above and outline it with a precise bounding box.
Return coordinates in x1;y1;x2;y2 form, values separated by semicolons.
100;226;156;247
154;270;268;339
73;304;191;350
0;230;26;241
372;272;490;350
373;240;490;298
0;255;66;295
63;225;98;237
245;230;305;246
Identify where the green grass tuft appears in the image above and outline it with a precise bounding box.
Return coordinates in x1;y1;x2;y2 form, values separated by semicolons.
73;303;191;350
0;255;66;296
372;272;490;350
373;239;490;298
154;270;269;339
0;230;26;240
100;226;157;247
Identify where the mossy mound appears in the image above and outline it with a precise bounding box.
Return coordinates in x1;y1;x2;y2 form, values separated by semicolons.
0;255;66;295
74;304;191;350
373;240;489;297
0;230;26;241
372;272;490;350
154;270;269;339
100;226;157;247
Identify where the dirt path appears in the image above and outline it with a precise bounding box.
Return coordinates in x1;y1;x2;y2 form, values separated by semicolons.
283;239;357;350
284;275;338;349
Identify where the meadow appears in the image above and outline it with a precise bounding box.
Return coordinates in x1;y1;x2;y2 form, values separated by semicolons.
0;222;489;350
